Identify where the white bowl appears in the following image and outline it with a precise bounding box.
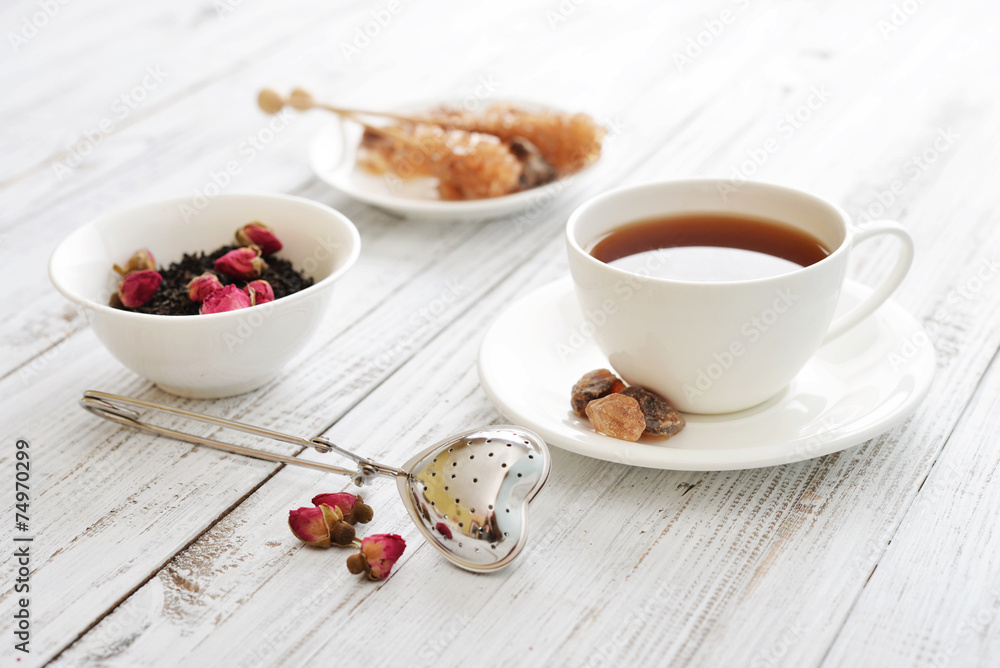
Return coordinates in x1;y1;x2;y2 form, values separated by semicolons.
49;193;360;398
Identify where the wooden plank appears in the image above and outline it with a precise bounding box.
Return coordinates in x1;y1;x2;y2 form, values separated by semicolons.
0;0;710;378
1;0;373;183
822;350;1000;667
0;51;709;660
0;195;554;665
51;92;1000;668
51;143;1000;665
47;227;577;668
4;0;999;665
45;0;1000;663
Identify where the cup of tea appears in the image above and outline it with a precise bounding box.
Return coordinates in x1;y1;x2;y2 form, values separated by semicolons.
565;179;914;414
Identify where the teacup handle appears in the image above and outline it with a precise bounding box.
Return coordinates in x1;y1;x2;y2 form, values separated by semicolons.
823;220;914;344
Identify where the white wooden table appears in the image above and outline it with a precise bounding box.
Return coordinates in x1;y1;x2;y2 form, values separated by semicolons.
3;1;1000;666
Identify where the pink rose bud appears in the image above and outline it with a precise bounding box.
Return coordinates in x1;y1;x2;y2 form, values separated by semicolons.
214;247;267;280
118;270;162;308
288;505;339;548
311;492;357;516
187;272;223;303
348;534;406;580
113;249;156;276
236;222;282;256
311;492;373;524
200;284;252;314
244;279;275;306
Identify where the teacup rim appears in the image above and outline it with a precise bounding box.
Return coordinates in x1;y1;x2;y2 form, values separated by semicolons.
565;178;853;288
48;191;361;323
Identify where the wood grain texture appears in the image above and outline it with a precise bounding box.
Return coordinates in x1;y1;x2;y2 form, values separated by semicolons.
2;0;1000;666
0;4;701;656
823;349;1000;667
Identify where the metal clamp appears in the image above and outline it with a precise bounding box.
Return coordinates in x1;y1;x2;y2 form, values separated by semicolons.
80;390;406;485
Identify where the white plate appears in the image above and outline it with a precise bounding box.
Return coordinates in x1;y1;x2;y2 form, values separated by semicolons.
477;278;936;471
309;105;593;222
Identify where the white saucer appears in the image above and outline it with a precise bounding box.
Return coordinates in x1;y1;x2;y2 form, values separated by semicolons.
477;278;936;471
309;103;593;222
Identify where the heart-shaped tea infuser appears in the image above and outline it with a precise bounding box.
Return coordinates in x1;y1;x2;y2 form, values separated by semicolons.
81;390;550;572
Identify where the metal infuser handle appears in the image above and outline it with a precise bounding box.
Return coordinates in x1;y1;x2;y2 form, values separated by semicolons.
80;390;406;485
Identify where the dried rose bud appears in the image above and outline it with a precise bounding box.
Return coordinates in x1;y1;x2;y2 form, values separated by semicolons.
187;272;223;303
348;534;406;580
214;247;267;280
329;520;356;546
346;553;367;575
288;505;339;548
311;492;356;516
236;222;282;256
113;249;156;276
311;492;373;525
434;522;453;539
244;279;275;306
350;501;374;525
200;284;252;314
118;270;162;308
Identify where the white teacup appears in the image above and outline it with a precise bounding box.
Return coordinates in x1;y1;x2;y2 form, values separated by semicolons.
566;179;914;414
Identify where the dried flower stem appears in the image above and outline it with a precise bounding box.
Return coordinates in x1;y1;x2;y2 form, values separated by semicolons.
258;88;433;146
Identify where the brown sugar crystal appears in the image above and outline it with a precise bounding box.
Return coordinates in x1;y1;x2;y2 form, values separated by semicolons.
357;124;522;200
428;103;606;175
585;394;646;441
621;387;685;438
571;369;626;417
